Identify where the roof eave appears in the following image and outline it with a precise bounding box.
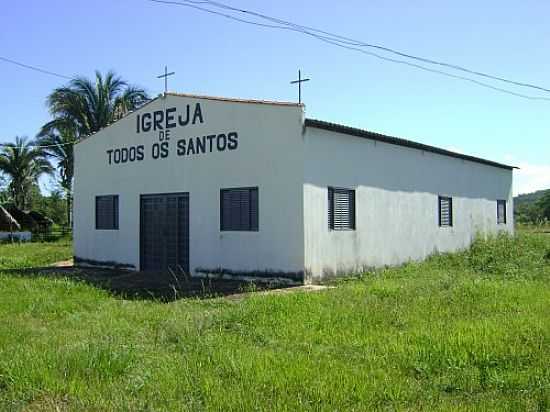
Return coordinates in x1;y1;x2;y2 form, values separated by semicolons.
165;92;303;107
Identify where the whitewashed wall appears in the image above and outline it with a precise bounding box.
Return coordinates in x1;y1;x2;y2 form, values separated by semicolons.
0;232;32;242
74;94;514;283
74;95;305;276
303;126;514;282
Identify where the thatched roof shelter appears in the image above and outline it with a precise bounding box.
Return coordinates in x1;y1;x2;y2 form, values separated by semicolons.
0;206;20;232
6;206;36;231
27;211;54;228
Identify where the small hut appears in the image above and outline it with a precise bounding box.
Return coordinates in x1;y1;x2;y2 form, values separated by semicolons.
6;206;37;231
0;206;21;232
27;211;54;231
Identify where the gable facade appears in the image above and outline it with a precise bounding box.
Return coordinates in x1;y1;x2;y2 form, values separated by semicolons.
74;94;306;279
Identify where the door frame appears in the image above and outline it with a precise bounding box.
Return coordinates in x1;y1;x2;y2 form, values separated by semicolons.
139;192;190;272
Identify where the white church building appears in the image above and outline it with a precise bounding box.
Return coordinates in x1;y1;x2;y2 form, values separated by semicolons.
73;93;514;283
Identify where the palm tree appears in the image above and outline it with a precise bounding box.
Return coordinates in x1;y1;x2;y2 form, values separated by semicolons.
40;70;149;225
0;175;10;205
42;70;149;137
0;137;54;210
36;125;77;226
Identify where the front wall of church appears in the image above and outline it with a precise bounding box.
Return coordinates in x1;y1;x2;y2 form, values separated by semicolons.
74;95;305;278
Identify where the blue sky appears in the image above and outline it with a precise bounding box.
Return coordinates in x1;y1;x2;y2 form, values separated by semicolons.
1;0;548;195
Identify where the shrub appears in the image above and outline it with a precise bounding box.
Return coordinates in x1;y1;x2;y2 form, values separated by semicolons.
434;232;550;280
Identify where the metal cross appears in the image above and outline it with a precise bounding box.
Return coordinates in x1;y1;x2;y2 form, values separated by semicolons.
157;66;176;95
290;70;310;104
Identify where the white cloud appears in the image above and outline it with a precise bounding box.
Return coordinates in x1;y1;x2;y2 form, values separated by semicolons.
491;154;550;196
513;162;550;196
446;146;465;154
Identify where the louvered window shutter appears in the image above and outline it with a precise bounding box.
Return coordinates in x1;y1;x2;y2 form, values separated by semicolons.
439;196;453;227
221;190;232;230
220;188;259;231
249;188;259;230
96;195;119;230
328;188;334;229
328;188;356;230
497;200;507;224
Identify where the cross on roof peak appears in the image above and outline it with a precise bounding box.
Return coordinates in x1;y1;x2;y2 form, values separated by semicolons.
290;69;310;104
157;66;176;95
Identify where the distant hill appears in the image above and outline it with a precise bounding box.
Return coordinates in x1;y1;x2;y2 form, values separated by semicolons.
515;189;550;207
514;189;550;224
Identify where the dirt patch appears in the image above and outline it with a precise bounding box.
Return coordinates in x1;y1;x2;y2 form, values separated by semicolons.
9;264;298;301
226;284;334;300
52;259;73;267
21;395;70;411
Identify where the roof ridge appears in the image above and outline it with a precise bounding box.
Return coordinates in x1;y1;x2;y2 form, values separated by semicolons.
165;92;303;107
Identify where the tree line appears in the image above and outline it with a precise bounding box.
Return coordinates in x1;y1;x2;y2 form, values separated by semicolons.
515;190;550;225
0;71;149;226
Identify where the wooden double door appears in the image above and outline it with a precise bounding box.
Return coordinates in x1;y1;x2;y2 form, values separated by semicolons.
140;193;189;273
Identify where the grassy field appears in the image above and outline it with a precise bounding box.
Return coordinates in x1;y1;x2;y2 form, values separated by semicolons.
0;233;549;411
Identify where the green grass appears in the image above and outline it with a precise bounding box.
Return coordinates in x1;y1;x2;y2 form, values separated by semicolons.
0;233;549;411
516;223;550;234
0;238;72;270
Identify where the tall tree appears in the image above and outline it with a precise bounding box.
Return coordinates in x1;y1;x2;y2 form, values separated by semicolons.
537;191;550;221
0;174;9;204
40;71;149;225
0;137;53;210
42;70;149;137
36;125;76;226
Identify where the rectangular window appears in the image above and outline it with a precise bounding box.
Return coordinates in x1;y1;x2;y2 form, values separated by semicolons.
497;200;507;224
95;195;119;230
439;196;453;227
328;187;356;230
220;187;259;231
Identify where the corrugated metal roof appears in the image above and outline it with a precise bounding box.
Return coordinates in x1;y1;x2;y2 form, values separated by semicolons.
305;119;517;171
